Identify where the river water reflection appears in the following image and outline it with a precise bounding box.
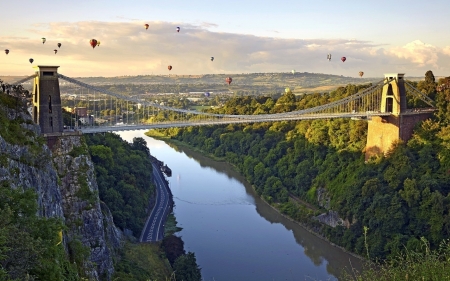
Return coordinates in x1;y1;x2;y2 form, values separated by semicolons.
118;131;363;281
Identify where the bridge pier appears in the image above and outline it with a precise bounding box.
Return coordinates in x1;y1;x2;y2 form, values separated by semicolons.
365;73;433;161
31;66;63;134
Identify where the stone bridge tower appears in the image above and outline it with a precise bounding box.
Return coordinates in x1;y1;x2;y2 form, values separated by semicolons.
365;73;433;160
31;66;64;134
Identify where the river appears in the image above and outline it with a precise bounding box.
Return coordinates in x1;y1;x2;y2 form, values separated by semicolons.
118;131;363;281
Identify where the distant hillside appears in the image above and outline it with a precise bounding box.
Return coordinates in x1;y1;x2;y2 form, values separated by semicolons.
2;72;427;94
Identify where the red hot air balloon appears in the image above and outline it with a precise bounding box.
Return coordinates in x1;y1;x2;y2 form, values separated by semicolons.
90;39;98;49
144;24;149;30
29;58;34;64
54;49;58;54
226;77;232;85
4;49;9;55
341;57;346;62
57;43;61;48
168;65;172;71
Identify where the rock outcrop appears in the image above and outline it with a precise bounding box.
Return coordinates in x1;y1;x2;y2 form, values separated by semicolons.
52;135;122;280
314;187;346;228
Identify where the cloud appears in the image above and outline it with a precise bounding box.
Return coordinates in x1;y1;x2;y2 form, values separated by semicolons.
385;40;439;67
443;46;450;56
1;21;450;77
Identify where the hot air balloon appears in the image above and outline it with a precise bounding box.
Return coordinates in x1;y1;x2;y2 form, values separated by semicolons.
292;70;295;75
57;43;61;48
90;39;98;49
204;92;210;97
97;41;101;47
168;65;172;71
359;71;364;78
327;53;331;61
4;49;9;55
54;49;58;54
41;38;46;44
29;58;34;64
211;57;214;61
341;57;346;62
144;24;149;30
176;27;180;33
285;87;292;94
226;77;232;85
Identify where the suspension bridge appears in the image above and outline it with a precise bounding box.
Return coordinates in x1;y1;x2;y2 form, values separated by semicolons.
14;67;435;131
11;66;436;159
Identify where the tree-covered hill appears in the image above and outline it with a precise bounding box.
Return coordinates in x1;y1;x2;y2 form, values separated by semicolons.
151;72;450;260
4;72;421;98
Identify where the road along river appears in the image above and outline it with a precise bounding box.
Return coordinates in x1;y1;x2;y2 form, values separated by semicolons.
118;131;363;281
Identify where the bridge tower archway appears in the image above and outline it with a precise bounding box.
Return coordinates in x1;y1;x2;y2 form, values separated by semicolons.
380;73;407;115
31;66;64;134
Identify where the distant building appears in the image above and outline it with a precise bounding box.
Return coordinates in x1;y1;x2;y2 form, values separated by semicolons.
79;115;94;125
73;107;87;117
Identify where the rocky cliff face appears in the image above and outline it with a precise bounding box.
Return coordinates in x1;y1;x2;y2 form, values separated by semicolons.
0;102;122;280
52;135;122;280
0;106;64;220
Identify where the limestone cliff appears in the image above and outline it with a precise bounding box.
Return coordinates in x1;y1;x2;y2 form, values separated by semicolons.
0;107;64;220
52;135;122;280
0;99;121;280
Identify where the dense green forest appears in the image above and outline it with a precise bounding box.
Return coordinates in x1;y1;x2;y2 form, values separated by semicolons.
84;133;154;237
153;72;450;260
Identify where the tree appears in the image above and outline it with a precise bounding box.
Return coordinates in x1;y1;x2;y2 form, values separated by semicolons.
173;252;202;281
425;70;435;84
161;235;185;266
417;70;437;100
132;137;150;156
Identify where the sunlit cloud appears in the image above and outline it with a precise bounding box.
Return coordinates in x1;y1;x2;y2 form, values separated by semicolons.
442;46;450;56
1;21;450;77
385;40;439;67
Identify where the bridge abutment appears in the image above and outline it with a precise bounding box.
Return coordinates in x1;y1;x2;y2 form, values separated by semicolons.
365;73;432;161
365;114;431;160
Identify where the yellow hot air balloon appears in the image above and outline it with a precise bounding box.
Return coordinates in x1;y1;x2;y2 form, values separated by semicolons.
285;87;292;94
97;41;101;47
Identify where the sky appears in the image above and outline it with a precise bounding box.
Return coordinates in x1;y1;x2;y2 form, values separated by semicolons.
1;0;450;78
